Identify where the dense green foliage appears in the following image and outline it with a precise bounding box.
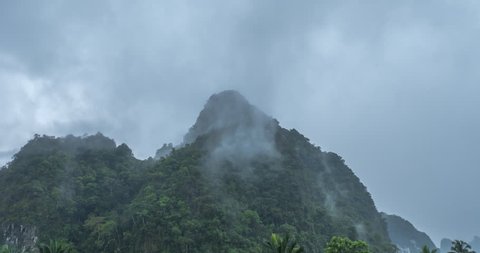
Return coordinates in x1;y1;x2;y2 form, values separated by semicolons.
0;134;148;251
38;240;76;253
0;129;394;252
0;244;19;253
264;233;304;253
0;240;75;253
0;91;396;252
324;236;370;253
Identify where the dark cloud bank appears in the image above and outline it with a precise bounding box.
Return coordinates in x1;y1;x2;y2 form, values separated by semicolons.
1;0;480;244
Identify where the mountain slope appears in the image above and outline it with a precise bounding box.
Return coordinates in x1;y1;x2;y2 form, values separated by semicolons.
382;213;436;253
0;90;394;253
120;90;394;252
0;133;148;251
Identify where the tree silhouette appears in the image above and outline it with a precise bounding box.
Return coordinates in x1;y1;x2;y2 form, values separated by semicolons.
421;245;438;253
449;240;476;253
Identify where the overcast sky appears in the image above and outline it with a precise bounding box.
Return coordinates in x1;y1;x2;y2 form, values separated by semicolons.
1;0;479;244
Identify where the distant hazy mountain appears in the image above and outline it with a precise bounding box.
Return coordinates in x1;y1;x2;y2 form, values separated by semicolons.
440;236;480;253
470;236;480;252
382;213;437;253
440;238;453;253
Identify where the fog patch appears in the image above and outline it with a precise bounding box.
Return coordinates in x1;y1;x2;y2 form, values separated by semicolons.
154;143;173;160
323;192;338;216
59;163;76;202
318;159;341;217
0;149;17;168
206;121;279;173
318;154;353;218
184;90;280;178
355;223;367;241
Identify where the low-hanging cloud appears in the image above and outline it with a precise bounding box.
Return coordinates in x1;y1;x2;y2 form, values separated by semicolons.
1;0;480;243
184;91;280;178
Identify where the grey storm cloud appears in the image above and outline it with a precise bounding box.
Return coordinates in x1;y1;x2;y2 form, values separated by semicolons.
1;0;480;244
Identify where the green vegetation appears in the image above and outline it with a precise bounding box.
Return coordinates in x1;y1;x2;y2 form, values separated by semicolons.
1;240;75;253
421;245;438;253
0;245;19;253
38;240;76;253
0;130;395;252
1;235;373;253
264;233;304;253
324;236;370;253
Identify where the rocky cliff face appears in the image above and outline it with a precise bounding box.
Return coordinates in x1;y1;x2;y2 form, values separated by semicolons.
1;224;38;252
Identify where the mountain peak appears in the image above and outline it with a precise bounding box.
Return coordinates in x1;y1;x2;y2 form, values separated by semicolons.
207;90;248;104
183;90;276;144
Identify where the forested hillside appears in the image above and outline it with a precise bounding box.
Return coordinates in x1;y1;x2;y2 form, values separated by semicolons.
0;91;395;253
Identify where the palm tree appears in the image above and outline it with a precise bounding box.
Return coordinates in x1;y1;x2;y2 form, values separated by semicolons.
0;245;17;253
421;245;438;253
37;240;75;253
264;233;304;253
449;240;476;253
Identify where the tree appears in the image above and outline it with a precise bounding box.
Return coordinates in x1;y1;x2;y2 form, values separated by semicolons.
421;245;438;253
0;245;20;253
325;236;370;253
449;240;476;253
37;240;75;253
264;233;304;253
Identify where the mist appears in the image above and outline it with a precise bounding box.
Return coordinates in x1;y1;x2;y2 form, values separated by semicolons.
185;91;280;178
1;0;480;244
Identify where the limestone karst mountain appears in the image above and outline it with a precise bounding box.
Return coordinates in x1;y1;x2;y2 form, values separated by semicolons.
0;91;395;252
382;213;437;253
